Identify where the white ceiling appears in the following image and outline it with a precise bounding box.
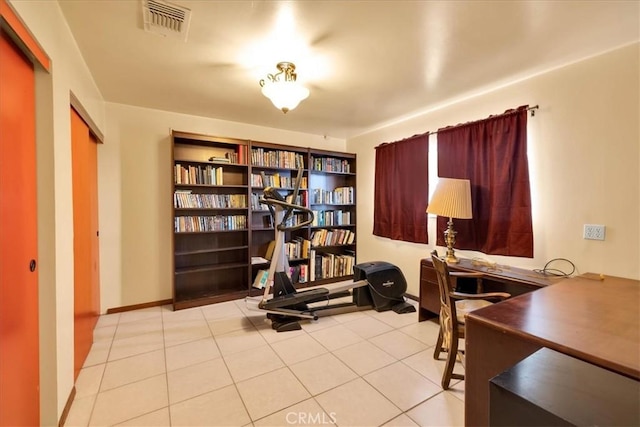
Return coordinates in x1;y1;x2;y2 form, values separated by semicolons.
58;0;639;139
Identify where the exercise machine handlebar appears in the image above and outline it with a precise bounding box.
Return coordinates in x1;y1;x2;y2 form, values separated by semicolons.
259;166;314;231
260;198;314;231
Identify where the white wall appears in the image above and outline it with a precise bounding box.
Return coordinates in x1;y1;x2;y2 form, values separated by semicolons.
101;103;346;311
348;43;640;297
8;0;107;424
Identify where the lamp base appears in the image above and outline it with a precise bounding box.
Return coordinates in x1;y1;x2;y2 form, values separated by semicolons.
444;218;459;264
444;252;460;264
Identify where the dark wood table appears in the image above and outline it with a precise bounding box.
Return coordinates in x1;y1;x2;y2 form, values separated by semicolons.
465;273;640;426
419;257;560;321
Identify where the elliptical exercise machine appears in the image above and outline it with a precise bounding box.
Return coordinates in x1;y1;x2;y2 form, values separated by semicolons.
245;168;415;332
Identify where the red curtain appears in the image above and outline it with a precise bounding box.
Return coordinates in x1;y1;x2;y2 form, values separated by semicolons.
436;106;533;257
373;133;429;243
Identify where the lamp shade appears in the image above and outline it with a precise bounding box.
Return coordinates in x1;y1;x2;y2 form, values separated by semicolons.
426;178;472;219
261;80;309;113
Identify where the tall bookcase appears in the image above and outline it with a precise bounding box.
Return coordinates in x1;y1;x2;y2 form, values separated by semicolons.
308;149;357;284
171;131;357;310
172;131;250;309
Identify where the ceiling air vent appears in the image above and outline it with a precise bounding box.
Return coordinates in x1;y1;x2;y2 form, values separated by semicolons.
142;0;191;41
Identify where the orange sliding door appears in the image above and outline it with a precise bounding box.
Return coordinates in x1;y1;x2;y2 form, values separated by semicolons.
0;30;40;426
71;107;101;380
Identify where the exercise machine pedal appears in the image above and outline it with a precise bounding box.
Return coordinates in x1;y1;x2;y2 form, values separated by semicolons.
392;301;416;314
271;316;302;332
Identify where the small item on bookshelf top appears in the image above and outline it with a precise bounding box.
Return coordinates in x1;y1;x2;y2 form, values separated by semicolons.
209;156;231;164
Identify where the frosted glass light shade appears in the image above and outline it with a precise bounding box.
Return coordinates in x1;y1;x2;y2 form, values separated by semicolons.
261;80;309;113
426;178;473;219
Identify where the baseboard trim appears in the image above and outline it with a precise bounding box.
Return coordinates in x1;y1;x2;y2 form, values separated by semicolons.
106;299;172;314
58;386;75;427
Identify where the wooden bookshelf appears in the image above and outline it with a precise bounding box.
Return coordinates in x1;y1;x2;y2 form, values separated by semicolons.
308;148;357;283
171;131;357;309
172;131;249;310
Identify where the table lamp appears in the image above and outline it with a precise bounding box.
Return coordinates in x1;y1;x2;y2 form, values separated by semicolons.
426;178;473;263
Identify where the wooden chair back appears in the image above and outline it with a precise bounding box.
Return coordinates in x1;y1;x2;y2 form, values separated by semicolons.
430;250;459;360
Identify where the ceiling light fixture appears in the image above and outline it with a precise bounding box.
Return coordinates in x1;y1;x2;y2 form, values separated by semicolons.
259;62;309;113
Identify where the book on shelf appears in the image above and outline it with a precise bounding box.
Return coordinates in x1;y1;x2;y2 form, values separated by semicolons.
287;264;308;284
264;240;276;261
311;156;351;173
310;228;354;247
310;187;354;205
285;237;311;260
262;215;274;228
308;251;354;280
174;164;225;185
174;192;247;209
251;256;269;265
309;249;316;282
209;156;231;163
252;269;270;289
311;209;351;226
237;145;247;165
174;214;247;232
250;148;305;169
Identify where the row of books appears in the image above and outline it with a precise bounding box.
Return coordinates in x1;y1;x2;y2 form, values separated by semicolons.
250;173;308;189
174;215;247;232
310;156;352;173
174;191;247;209
310;228;355;247
251;148;305;169
283;213;311;228
309;250;355;281
232;145;248;165
311;187;354;205
252;264;309;289
250;193;270;211
175;163;224;185
290;264;309;284
250;192;307;211
311;210;352;227
285;237;311;260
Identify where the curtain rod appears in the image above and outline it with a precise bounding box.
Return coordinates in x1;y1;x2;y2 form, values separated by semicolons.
375;105;539;148
429;105;538;136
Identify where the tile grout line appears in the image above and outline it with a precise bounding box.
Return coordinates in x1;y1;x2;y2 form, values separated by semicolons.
206;305;256;425
84;313;118;426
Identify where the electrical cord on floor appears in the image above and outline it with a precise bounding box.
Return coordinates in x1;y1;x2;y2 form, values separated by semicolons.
533;258;576;277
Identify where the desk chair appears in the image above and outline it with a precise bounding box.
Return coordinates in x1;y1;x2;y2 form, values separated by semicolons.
430;250;510;389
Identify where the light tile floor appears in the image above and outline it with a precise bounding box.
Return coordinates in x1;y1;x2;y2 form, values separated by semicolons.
66;299;465;426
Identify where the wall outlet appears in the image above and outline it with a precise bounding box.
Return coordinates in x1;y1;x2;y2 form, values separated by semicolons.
583;224;605;241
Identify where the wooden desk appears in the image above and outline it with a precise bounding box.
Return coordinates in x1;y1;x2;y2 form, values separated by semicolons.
419;257;560;321
465;274;640;426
